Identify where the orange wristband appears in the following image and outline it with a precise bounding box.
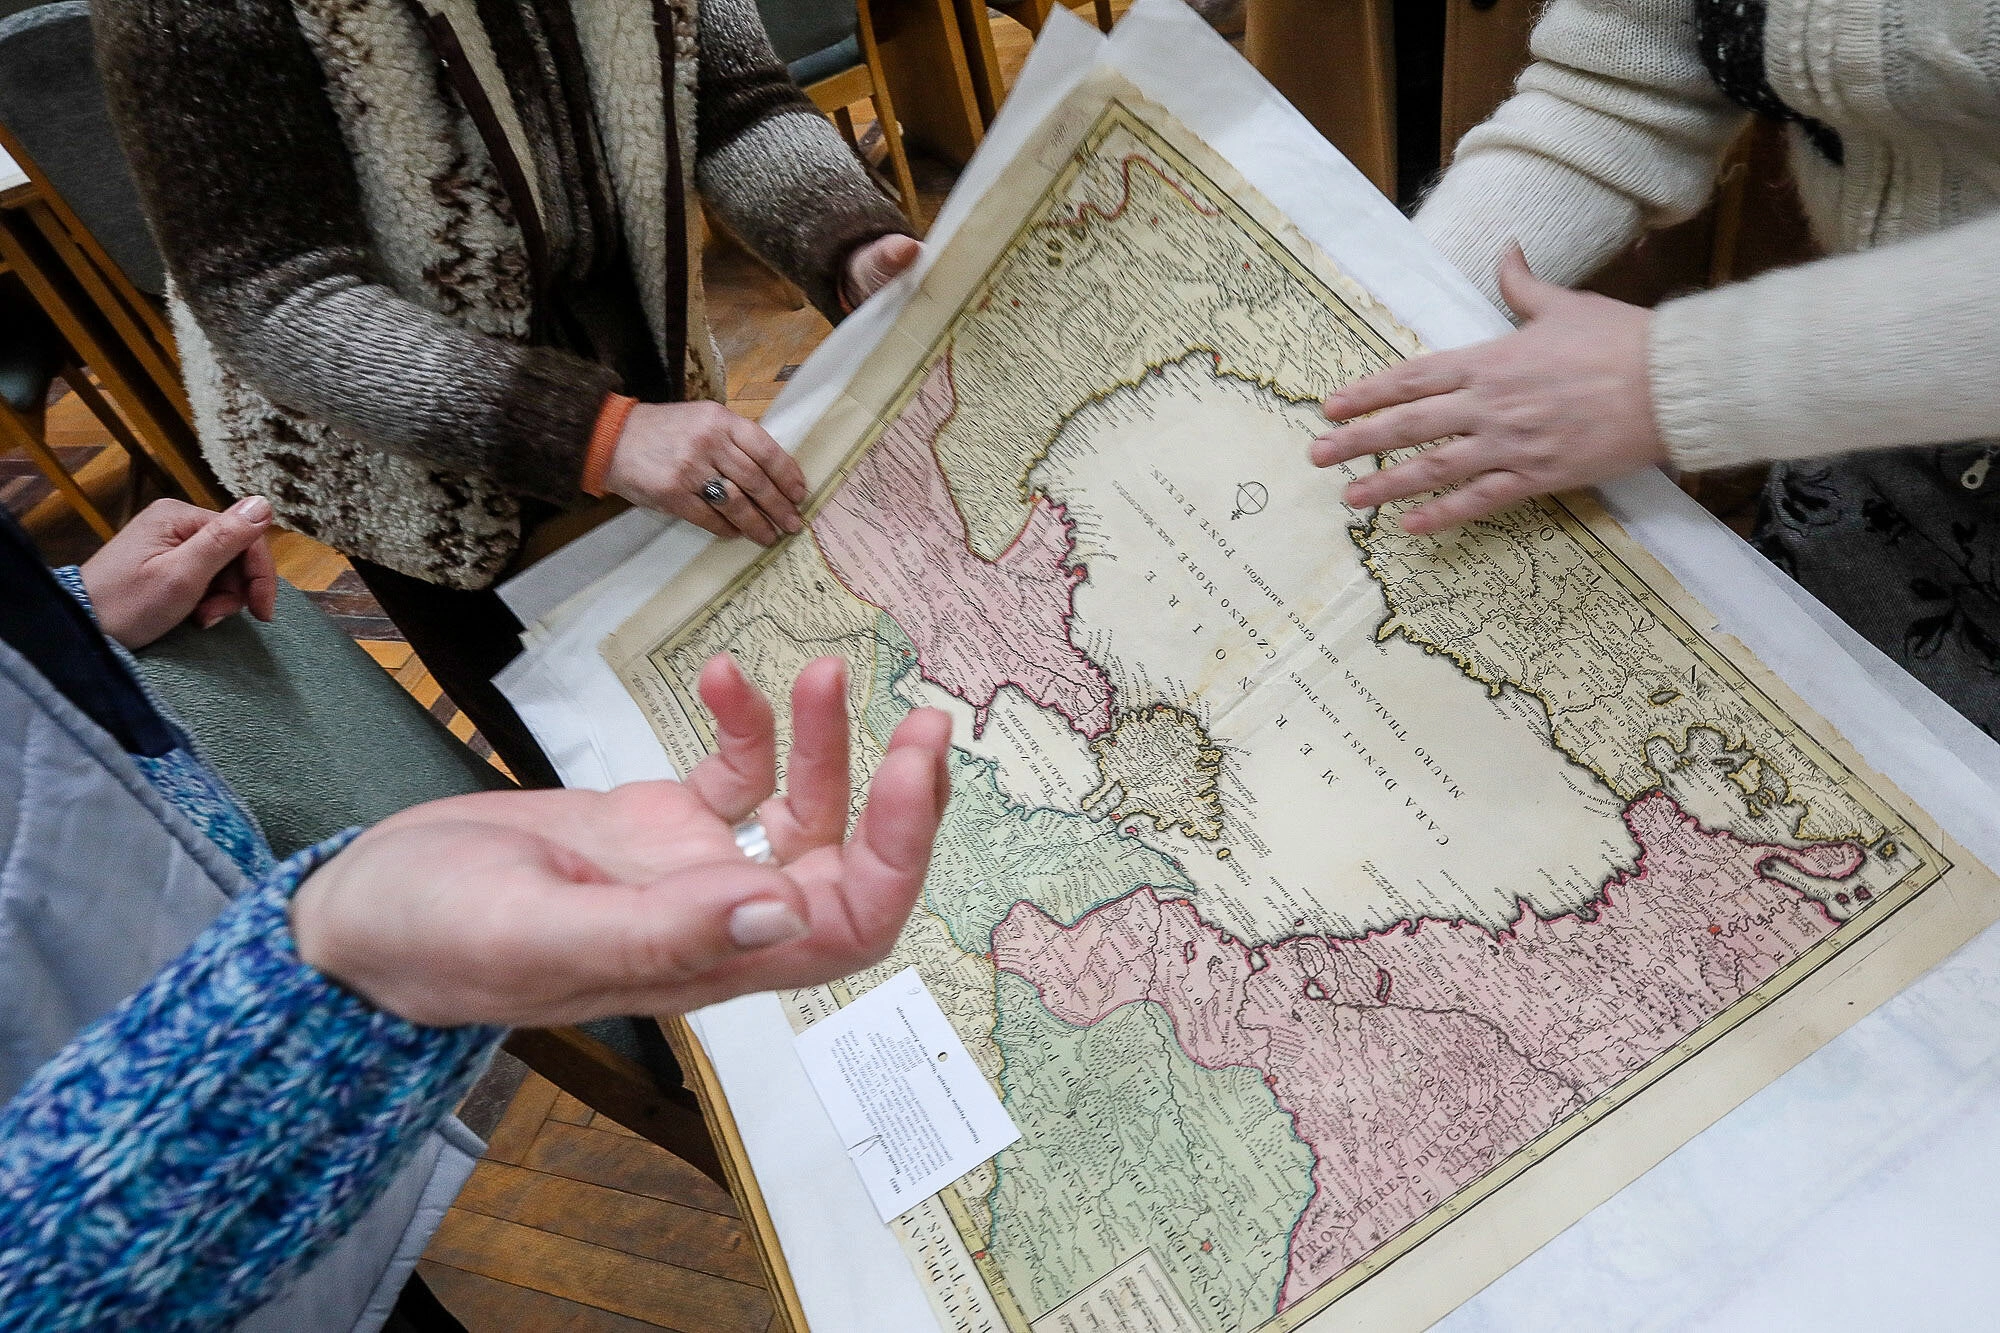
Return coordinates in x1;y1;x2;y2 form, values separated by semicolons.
582;393;638;498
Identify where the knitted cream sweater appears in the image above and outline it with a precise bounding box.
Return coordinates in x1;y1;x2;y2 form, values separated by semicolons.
1416;0;2000;473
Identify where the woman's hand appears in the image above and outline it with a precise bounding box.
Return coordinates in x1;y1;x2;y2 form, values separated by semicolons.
603;401;810;545
1311;245;1666;535
842;233;922;310
78;497;278;649
290;654;954;1028
602;236;922;544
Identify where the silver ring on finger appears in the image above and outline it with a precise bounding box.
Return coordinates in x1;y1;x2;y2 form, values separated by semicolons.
700;477;730;507
717;446;799;525
734;818;775;865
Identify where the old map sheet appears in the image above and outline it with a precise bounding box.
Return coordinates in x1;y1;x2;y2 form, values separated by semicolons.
604;71;2000;1331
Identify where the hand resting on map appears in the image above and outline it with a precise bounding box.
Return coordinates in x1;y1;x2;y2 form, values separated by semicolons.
602;236;924;547
291;653;953;1028
1310;245;1667;534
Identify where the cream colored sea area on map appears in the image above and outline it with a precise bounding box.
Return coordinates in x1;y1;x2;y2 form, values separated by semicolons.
606;74;1958;1333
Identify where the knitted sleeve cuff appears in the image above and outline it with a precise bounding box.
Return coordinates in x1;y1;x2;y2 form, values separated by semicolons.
1651;211;2000;474
583;393;639;498
488;347;628;503
0;830;501;1328
51;565;94;617
1648;288;1751;473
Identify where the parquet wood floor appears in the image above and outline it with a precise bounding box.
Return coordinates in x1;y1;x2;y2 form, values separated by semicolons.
419;1073;780;1333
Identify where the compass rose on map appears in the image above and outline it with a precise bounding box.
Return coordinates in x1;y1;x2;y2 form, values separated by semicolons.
1231;480;1268;520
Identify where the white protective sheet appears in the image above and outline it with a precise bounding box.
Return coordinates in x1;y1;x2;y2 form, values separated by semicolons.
497;3;2000;1326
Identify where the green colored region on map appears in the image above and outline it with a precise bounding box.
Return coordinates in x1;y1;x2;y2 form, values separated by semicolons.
987;971;1315;1331
862;614;921;747
928;752;1201;952
867;613;1201;954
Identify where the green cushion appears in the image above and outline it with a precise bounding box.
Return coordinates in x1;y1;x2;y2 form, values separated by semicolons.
0;355;52;413
134;582;687;1090
787;34;861;89
136;580;509;859
0;280;62;412
756;0;857;66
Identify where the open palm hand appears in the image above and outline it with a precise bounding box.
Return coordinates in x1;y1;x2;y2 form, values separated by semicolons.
291;655;953;1027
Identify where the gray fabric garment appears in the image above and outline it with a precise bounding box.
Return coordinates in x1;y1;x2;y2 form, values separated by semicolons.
1756;443;2000;738
0;642;239;1097
0;637;477;1333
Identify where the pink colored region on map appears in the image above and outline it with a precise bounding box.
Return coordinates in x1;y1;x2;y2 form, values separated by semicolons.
991;791;1866;1307
811;354;1112;738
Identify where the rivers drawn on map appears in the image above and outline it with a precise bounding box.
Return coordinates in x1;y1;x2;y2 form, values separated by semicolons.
605;71;1986;1333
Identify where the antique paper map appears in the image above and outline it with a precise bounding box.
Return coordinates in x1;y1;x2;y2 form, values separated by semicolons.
605;71;1999;1331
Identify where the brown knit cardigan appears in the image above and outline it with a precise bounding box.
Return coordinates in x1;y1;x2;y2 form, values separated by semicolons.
94;0;911;588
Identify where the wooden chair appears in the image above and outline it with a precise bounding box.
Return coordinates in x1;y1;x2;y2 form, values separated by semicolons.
760;0;920;219
989;0;1114;36
0;3;221;509
1439;0;1537;169
1245;0;1398;199
503;1027;726;1184
953;0;1113;127
0;269;163;540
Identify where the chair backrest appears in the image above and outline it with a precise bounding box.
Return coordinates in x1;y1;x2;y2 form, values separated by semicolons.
0;2;165;296
754;0;858;67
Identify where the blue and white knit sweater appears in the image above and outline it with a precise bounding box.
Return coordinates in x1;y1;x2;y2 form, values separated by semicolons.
0;575;501;1330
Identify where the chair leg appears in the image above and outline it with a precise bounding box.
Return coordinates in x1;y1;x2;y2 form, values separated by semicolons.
59;364;170;525
871;90;921;221
1001;0;1054;34
1706;128;1755;288
0;395;117;541
1093;0;1115;30
57;365;152;473
857;0;922;221
502;1026;728;1186
833;103;860;152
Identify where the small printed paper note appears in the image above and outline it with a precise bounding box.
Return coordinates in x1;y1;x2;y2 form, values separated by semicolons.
795;967;1021;1222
